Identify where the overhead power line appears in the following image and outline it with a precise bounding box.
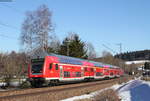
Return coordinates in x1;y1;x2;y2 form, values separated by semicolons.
1;3;23;15
102;44;117;54
0;33;18;40
0;21;19;30
0;4;22;30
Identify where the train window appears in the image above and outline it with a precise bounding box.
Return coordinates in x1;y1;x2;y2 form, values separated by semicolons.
110;72;113;76
76;72;81;77
91;68;94;72
55;64;59;70
64;71;70;77
96;72;103;76
49;63;53;70
84;67;87;71
104;69;108;73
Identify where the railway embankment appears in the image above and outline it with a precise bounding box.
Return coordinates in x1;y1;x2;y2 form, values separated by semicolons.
0;76;132;101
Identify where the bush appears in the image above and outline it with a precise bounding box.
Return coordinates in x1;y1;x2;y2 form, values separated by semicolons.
141;77;150;81
19;81;31;89
75;89;120;101
117;76;131;84
93;89;120;101
75;98;92;101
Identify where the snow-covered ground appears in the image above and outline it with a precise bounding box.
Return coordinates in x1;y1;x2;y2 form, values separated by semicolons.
0;81;21;91
0;81;20;87
0;82;6;86
118;79;150;101
60;87;111;101
125;60;150;65
61;78;150;101
61;84;123;101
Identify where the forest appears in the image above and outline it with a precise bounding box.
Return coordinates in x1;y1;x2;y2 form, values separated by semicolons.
115;50;150;61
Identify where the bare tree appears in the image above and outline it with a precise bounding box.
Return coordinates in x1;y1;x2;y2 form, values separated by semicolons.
101;51;114;64
21;4;53;52
0;53;6;79
0;52;28;86
102;51;113;57
100;51;125;68
86;42;96;59
47;35;60;54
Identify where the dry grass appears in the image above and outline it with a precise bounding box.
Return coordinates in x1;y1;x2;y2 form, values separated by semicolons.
93;89;120;101
141;76;150;81
74;89;120;101
117;76;133;84
75;98;92;101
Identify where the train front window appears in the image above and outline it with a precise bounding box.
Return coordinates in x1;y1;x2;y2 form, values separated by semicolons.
31;59;44;74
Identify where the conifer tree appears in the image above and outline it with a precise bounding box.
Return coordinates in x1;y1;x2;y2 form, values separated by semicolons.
59;32;87;59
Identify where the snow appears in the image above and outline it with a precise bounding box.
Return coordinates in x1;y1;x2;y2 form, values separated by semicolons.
117;79;150;101
60;87;111;101
119;91;131;101
61;84;123;101
0;81;20;87
61;78;150;101
9;81;20;87
60;94;93;101
111;84;122;90
117;80;142;93
0;82;6;86
125;60;150;65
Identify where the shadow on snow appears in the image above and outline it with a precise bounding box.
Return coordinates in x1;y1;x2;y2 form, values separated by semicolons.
130;84;150;101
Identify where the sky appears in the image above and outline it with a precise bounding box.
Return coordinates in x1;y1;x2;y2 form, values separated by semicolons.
0;0;150;56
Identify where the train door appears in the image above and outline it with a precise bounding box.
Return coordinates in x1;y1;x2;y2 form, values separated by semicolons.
59;65;63;79
54;64;60;77
49;63;60;78
90;67;94;77
109;69;114;78
81;66;84;77
103;68;109;77
84;67;89;78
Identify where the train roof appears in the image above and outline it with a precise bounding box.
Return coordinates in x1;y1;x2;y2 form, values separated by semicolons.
50;53;84;65
49;54;107;67
31;50;119;68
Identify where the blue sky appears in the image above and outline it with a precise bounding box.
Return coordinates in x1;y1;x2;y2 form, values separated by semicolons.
0;0;150;56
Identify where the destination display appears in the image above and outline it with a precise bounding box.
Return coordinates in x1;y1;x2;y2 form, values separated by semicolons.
31;58;44;63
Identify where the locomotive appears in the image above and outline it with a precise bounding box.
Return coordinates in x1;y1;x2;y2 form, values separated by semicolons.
28;52;124;87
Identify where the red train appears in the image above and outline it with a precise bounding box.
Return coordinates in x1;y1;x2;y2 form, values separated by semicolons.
28;53;124;87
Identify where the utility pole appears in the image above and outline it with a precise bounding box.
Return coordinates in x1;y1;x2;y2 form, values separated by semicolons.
116;43;122;59
116;43;124;74
116;43;122;54
66;41;70;56
116;43;123;60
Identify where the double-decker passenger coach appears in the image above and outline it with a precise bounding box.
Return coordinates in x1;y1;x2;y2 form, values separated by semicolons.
28;52;124;87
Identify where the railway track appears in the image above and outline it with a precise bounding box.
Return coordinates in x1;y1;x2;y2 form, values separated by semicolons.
0;77;128;101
